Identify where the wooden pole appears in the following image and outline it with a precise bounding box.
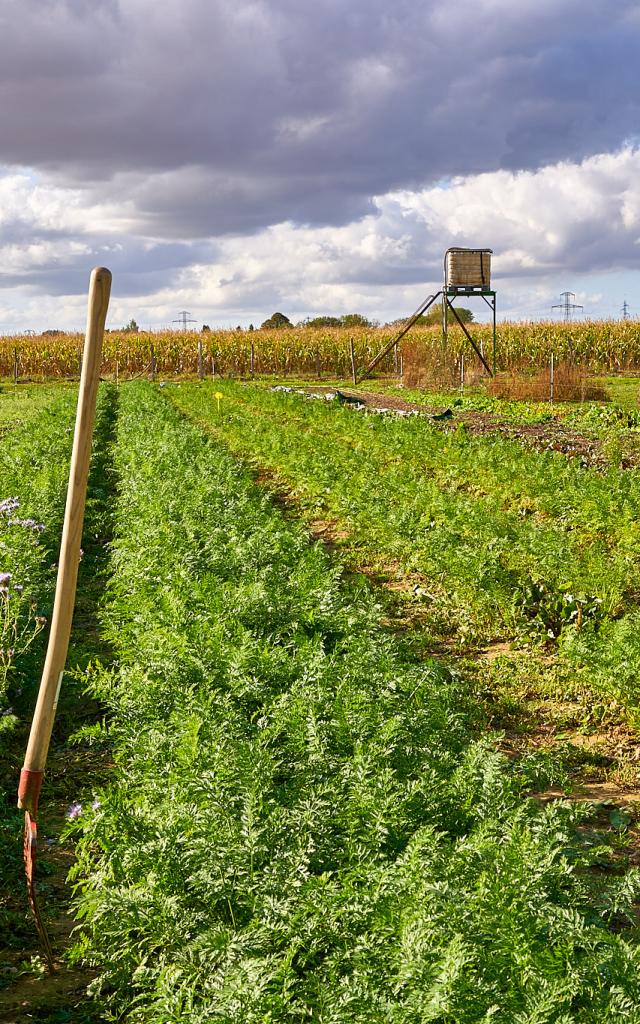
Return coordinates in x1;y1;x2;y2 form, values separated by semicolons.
150;343;156;381
13;347;18;385
198;339;204;380
18;267;111;816
315;350;320;379
460;353;465;392
349;338;357;385
211;355;216;379
250;341;255;376
550;352;554;403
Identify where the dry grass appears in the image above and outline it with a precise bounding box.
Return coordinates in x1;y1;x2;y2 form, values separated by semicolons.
401;335;487;389
488;362;610;403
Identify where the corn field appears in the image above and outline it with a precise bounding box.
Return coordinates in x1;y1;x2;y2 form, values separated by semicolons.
1;320;640;380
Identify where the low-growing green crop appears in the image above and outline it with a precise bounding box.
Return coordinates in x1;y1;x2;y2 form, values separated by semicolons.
0;383;118;953
170;382;640;715
0;385;79;705
67;382;640;1022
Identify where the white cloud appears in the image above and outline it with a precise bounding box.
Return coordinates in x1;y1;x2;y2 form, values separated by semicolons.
2;146;640;329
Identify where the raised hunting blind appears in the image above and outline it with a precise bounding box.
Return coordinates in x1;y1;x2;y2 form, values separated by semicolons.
360;246;497;382
442;247;496;375
445;248;492;290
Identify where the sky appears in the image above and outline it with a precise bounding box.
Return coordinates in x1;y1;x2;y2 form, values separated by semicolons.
1;0;640;332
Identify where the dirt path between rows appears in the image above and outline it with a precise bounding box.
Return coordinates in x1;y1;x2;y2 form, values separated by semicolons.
290;386;640;470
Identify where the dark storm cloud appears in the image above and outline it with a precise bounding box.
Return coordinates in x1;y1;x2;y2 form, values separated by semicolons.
1;0;639;237
0;236;217;297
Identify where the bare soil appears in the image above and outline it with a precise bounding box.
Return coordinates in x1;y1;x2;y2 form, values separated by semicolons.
0;750;104;1023
295;386;640;469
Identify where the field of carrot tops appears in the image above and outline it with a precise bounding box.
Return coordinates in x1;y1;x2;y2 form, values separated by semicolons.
3;378;640;1021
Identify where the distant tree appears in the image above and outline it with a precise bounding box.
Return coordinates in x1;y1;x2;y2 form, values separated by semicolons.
201;324;211;332
122;318;139;333
340;313;375;327
248;323;254;332
236;325;242;331
298;315;342;328
261;312;291;329
42;329;64;336
412;302;474;327
298;313;377;328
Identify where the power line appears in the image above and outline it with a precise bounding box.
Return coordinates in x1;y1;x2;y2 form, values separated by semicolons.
172;310;197;330
551;291;583;321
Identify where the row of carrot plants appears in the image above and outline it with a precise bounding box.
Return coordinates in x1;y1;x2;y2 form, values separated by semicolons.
170;382;640;714
67;382;640;1021
0;382;119;963
0;385;79;937
0;385;79;711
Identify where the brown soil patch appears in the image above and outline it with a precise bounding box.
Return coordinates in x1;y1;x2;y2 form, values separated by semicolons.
294;386;640;470
0;800;98;1023
0;745;111;1022
537;782;640;805
478;641;515;662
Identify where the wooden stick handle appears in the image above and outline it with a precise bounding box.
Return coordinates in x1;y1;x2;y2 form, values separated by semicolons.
18;267;111;814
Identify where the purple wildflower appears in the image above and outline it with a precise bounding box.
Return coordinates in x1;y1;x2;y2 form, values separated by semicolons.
92;798;101;811
8;518;45;532
0;573;11;586
0;497;19;515
66;802;82;820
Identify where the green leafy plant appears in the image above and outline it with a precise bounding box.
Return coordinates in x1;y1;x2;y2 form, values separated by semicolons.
66;383;640;1022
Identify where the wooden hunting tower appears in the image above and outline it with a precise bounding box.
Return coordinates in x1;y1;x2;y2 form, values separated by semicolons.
359;246;497;382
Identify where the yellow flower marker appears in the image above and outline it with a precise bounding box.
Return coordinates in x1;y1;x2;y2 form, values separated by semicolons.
214;391;223;414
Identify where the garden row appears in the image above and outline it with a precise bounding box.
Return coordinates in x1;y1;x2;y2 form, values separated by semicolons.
0;385;80;943
0;382;116;961
0;384;78;711
66;382;640;1021
170;381;640;718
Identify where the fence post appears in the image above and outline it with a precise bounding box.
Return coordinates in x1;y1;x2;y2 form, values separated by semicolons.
115;361;119;384
150;343;156;382
550;352;554;403
13;347;18;385
460;353;465;392
394;341;399;375
198;339;204;380
349;338;357;385
315;350;320;379
250;341;255;376
211;355;215;379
